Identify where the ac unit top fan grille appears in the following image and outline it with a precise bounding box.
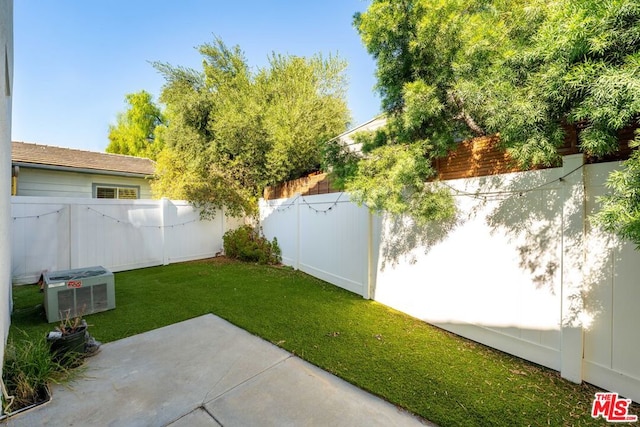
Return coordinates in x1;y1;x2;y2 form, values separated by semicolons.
46;268;109;282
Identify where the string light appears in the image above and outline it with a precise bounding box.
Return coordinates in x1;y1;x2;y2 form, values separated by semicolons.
441;164;585;201
13;208;64;220
302;192;344;214
267;192;347;214
86;206;199;228
268;195;300;213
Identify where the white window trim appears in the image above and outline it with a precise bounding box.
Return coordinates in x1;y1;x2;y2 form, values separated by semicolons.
92;183;140;199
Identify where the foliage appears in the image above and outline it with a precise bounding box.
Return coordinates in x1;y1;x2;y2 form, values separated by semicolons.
346;142;455;223
321;139;361;191
322;122;390;191
151;37;350;218
55;309;85;335
10;260;620;426
223;225;281;264
594;132;640;245
106;91;166;160
2;332;70;412
329;0;640;238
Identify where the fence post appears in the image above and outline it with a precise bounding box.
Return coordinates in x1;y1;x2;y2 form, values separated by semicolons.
221;206;226;249
560;153;586;383
365;209;374;300
295;193;301;270
161;198;169;265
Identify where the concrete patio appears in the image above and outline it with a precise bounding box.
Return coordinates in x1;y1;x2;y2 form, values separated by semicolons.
5;314;432;426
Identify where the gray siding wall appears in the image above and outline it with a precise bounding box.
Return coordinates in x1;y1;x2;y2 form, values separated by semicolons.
16;167;153;198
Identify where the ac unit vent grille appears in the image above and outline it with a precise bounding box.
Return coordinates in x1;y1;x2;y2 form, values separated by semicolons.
57;289;74;315
93;284;108;311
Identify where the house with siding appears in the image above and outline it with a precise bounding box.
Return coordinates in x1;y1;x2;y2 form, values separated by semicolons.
334;115;387;154
11;141;155;199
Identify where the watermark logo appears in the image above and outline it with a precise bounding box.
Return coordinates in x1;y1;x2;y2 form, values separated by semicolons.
591;392;637;423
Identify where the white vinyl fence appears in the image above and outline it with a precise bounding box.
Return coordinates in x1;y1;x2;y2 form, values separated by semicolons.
260;154;640;403
260;192;379;298
11;196;243;284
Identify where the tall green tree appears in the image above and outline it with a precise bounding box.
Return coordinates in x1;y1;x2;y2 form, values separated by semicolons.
329;0;640;237
106;90;166;160
152;38;350;218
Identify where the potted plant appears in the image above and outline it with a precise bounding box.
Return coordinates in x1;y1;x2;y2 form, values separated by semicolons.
45;310;100;365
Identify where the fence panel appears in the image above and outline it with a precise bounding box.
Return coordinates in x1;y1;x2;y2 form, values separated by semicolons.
298;193;369;297
373;166;565;372
11;197;235;284
72;199;164;272
164;200;223;264
11;199;71;283
260;197;299;267
261;193;370;297
583;162;640;402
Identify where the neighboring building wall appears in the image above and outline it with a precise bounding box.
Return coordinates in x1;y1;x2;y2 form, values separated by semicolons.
15;167;153;198
337;116;387;153
0;0;12;394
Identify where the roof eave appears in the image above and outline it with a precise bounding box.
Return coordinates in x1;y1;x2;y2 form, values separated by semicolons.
12;162;155;178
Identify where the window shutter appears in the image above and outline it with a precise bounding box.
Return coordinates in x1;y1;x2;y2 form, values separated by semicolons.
96;187;116;199
118;188;138;199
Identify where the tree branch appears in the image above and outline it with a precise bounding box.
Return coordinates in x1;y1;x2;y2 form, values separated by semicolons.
456;111;485;136
448;91;485;136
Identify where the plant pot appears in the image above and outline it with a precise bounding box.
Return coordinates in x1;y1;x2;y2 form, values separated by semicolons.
46;326;86;364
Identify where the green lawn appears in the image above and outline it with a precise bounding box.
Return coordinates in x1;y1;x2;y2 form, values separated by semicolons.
9;258;632;426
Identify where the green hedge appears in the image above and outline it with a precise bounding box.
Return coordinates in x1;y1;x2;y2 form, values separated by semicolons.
223;225;281;264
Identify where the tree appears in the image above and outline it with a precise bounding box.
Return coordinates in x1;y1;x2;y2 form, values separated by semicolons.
152;37;350;218
594;137;640;246
106;91;166;160
328;0;640;237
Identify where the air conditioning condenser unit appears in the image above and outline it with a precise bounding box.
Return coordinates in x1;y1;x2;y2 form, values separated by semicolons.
43;266;115;323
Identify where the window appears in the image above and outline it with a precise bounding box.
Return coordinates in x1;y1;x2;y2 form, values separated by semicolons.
94;185;139;199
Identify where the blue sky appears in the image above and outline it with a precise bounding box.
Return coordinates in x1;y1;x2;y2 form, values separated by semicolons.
12;1;380;152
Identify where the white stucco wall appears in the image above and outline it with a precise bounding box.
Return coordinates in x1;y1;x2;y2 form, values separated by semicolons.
16;167;153;198
0;0;13;388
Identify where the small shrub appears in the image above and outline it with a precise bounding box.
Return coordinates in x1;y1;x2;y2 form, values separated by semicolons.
2;333;73;412
223;225;282;265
